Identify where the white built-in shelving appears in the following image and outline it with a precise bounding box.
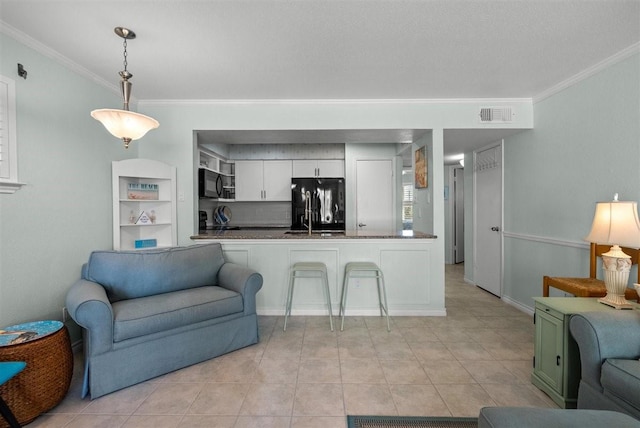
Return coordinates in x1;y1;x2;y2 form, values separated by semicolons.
199;149;235;201
112;159;177;250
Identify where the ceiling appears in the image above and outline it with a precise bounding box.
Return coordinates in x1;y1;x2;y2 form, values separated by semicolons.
1;1;639;162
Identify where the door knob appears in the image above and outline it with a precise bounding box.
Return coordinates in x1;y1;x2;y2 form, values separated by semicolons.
358;222;367;228
490;226;500;232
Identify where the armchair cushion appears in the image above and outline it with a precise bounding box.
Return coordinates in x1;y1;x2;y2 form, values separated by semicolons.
601;359;640;411
85;244;225;302
112;286;243;342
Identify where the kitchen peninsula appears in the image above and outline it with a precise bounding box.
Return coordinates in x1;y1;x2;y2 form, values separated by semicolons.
192;229;444;317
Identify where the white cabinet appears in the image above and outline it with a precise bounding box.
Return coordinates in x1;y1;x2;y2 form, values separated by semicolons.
199;149;235;200
112;159;177;250
235;160;292;201
235;161;263;201
292;159;344;177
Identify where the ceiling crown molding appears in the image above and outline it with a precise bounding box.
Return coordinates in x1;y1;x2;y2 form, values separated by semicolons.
533;42;640;104
139;98;533;107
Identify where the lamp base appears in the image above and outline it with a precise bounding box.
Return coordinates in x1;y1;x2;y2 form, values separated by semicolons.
599;250;633;310
597;295;634;310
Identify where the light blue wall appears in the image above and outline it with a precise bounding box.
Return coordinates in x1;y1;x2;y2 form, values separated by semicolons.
0;32;534;332
502;53;640;310
0;34;134;328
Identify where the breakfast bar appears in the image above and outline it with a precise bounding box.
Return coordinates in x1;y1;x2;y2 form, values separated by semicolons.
192;229;444;317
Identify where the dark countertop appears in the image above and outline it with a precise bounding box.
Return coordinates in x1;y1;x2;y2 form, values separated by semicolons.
191;228;437;240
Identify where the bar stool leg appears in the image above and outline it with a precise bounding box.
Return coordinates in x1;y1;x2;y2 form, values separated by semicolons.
283;268;295;331
377;271;391;332
322;269;334;331
339;270;349;331
376;274;384;317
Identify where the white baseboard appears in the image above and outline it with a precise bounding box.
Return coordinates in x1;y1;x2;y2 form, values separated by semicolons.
501;295;534;316
257;309;447;317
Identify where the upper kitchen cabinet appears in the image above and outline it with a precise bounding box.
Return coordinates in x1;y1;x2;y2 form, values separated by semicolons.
235;160;292;201
292;160;344;178
199;149;235;200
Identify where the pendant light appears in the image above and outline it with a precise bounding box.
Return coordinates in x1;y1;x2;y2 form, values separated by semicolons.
91;27;159;149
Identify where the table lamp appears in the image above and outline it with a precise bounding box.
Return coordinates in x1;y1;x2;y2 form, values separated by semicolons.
584;194;640;309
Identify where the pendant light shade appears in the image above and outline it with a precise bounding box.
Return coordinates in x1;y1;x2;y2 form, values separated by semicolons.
91;109;159;147
92;27;159;149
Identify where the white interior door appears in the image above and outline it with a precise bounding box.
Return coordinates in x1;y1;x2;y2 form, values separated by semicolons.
474;144;502;296
356;159;394;230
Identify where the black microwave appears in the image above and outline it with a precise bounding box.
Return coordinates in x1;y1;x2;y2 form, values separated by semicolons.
198;168;223;198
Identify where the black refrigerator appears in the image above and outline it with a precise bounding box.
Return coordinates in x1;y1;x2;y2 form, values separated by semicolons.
291;178;345;231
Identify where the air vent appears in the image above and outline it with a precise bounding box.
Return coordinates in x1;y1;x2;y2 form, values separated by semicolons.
479;107;513;123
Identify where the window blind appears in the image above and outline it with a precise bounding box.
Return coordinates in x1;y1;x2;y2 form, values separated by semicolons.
402;183;413;222
0;75;22;193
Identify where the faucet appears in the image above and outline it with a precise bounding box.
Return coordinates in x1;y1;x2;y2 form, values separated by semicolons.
304;190;312;235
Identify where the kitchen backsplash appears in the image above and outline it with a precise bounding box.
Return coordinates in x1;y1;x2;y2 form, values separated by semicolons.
200;200;290;228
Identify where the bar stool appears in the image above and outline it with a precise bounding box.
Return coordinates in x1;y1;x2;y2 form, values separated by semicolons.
339;261;390;332
284;262;334;331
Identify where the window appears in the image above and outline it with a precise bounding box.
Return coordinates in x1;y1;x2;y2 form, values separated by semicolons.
402;183;414;229
0;75;22;193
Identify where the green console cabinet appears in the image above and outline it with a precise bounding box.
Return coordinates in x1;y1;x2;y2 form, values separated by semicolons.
531;297;638;408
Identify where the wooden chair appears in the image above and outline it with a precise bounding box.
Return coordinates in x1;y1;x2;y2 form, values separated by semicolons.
543;243;640;302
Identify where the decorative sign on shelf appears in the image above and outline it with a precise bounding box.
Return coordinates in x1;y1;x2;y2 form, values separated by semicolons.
127;183;159;200
135;210;156;225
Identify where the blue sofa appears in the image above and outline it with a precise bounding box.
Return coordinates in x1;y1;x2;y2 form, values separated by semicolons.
479;407;640;427
569;310;640;420
66;243;263;399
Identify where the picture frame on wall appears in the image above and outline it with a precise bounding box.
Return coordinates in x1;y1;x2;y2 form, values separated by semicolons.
415;146;427;188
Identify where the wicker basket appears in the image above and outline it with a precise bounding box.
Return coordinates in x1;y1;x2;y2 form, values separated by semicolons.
0;326;73;427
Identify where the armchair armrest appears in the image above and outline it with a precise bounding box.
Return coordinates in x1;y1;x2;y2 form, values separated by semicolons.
569;311;640;390
65;279;114;356
218;263;263;315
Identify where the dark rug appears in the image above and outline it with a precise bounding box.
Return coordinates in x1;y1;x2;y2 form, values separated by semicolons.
347;415;478;428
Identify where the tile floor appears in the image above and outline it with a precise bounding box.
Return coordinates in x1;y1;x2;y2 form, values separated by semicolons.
27;263;557;427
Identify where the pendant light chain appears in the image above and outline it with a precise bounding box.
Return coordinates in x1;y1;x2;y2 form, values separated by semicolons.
122;38;128;73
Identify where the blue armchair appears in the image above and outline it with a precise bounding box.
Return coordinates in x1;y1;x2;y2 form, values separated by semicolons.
569;310;640;420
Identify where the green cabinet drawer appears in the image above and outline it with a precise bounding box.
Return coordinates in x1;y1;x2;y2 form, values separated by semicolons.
535;301;563;321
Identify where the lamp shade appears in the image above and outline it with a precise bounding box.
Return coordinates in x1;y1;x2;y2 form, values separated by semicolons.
91;109;159;141
585;199;640;248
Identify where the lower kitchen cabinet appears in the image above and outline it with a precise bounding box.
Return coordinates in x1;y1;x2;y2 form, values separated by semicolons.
531;297;628;408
